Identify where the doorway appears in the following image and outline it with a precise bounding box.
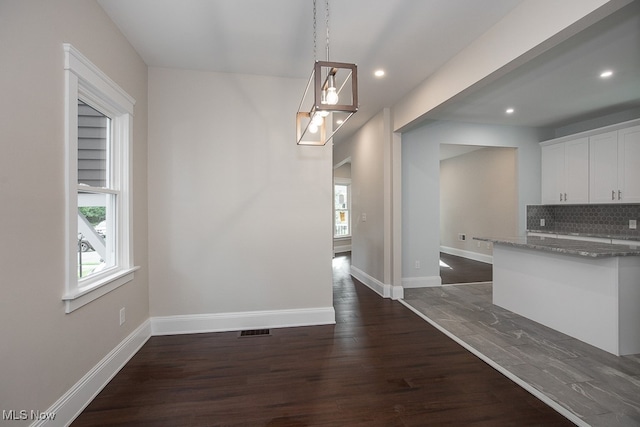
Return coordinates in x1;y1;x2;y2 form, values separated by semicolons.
333;160;352;256
439;144;518;284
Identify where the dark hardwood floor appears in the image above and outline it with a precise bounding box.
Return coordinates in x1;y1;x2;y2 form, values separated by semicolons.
72;253;572;426
440;252;492;285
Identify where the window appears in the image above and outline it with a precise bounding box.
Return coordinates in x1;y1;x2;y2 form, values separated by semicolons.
63;44;137;313
334;180;351;237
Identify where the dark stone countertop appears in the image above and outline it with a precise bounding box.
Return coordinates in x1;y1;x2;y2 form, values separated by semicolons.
474;235;640;258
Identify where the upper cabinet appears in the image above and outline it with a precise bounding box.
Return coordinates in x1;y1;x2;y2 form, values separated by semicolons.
590;126;640;203
589;131;619;203
618;125;640;203
541;137;589;204
541;120;640;205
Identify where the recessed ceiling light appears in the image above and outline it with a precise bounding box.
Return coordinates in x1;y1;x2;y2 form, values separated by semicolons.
374;69;385;77
336;119;344;125
505;108;515;114
600;70;613;78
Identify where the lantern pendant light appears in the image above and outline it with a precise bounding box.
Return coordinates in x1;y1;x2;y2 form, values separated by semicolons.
296;0;358;146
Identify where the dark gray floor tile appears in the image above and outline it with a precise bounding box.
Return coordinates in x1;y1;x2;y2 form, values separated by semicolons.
403;281;640;427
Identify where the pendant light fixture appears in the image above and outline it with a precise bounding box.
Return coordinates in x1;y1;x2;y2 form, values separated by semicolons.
296;0;358;146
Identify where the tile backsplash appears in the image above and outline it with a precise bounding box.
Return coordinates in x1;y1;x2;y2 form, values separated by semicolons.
527;204;640;238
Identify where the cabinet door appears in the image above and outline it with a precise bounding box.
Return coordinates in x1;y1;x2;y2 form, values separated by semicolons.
589;131;618;203
619;125;640;202
564;137;589;204
541;143;564;204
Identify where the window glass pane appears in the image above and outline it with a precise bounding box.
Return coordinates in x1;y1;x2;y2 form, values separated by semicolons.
77;191;115;278
334;183;349;237
78;101;109;187
335;210;349;236
335;185;348;209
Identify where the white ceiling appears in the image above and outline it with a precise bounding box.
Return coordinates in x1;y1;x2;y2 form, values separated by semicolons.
96;0;524;141
428;1;640;129
97;0;640;143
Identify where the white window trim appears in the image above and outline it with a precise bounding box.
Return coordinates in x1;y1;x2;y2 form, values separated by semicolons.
334;177;352;239
62;44;138;313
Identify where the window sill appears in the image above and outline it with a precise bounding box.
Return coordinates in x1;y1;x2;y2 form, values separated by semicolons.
334;236;352;240
63;266;140;313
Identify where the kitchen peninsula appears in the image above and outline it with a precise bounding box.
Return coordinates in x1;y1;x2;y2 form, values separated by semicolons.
475;235;640;356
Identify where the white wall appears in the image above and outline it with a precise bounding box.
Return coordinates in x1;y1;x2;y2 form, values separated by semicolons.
334;111;389;289
0;0;149;422
148;68;334;323
402;122;546;285
401;128;441;287
440;147;518;260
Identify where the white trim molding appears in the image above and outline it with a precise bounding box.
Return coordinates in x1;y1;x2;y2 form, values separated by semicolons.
33;320;151;427
402;275;442;288
351;266;403;300
440;246;493;264
151;307;336;336
63;267;140;313
63;43;137;313
64;44;135;113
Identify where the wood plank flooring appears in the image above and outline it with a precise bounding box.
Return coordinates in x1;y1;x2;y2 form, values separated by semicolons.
72;254;573;426
440;252;492;285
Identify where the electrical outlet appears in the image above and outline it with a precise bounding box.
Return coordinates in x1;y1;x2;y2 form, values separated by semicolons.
119;307;125;325
458;233;466;241
540;218;545;227
630;219;637;230
415;260;420;269
361;213;367;222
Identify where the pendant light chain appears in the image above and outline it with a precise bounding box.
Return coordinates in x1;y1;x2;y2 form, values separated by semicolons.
312;0;317;62
325;0;330;61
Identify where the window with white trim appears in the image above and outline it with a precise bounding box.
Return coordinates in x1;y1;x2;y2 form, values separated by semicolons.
334;179;351;238
63;44;137;313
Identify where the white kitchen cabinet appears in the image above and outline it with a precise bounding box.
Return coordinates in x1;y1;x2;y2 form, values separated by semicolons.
541;143;563;204
540;119;640;205
589;131;619;203
541;137;589;204
619;125;640;203
590;125;640;203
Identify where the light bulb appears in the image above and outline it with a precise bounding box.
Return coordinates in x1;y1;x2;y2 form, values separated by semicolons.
311;113;324;126
326;87;339;105
309;123;319;134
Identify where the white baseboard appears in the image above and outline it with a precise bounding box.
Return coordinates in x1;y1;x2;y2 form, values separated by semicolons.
441;246;493;264
402;275;442;288
36;307;336;426
33;320;152;427
350;265;403;300
151;307;336;336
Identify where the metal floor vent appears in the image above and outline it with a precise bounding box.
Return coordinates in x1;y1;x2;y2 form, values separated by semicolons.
238;329;271;337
